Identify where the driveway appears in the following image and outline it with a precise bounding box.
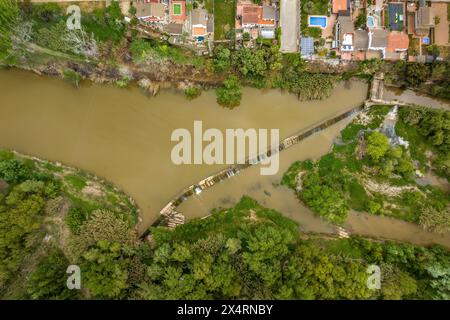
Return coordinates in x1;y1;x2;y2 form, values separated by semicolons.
280;0;300;52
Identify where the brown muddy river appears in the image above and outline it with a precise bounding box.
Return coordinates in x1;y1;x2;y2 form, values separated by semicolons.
384;86;450;109
0;69;449;247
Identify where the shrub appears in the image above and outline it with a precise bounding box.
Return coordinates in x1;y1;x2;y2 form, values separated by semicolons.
63;69;82;87
184;86;202;100
27;249;78;300
216;76;242;109
65;207;88;234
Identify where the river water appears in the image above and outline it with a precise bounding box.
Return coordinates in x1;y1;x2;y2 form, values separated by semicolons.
384;86;450;109
0;69;449;247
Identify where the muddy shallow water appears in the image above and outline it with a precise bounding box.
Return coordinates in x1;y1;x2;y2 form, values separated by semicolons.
0;69;367;229
1;69;449;247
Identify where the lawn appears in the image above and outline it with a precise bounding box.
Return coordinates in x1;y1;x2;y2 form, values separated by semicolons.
214;0;236;40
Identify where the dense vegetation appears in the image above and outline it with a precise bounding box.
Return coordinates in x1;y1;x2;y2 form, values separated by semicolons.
385;61;450;100
0;147;449;300
0;149;137;298
215;75;242;108
130;38;203;67
140;198;449;299
397;105;450;180
212;46;341;107
282;105;450;233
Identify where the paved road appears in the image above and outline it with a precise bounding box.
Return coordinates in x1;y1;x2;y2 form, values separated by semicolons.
280;0;299;53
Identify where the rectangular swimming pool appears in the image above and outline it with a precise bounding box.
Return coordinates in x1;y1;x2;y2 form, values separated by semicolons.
308;15;327;29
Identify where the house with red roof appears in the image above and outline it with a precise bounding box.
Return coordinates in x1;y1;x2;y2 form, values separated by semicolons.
385;31;409;60
332;0;349;15
236;1;277;40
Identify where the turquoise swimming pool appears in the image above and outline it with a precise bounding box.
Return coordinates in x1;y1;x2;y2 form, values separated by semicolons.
308;15;327;29
367;16;375;28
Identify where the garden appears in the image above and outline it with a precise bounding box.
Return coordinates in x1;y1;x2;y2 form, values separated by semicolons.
300;0;329;38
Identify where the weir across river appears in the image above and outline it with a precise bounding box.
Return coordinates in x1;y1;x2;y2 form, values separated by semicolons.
142;75;401;237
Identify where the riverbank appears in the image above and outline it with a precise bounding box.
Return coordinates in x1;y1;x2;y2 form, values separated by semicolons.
0;148;139;297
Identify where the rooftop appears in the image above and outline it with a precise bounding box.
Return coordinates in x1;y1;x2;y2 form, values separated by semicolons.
354;30;369;51
192;8;208;26
387;31;409;52
417;6;434;27
338;15;353;35
332;0;348;14
242;5;261;25
135;2;166;19
263;5;275;20
369;29;389;48
192;26;207;37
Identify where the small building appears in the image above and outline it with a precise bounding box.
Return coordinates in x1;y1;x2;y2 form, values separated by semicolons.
191;8;208;39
